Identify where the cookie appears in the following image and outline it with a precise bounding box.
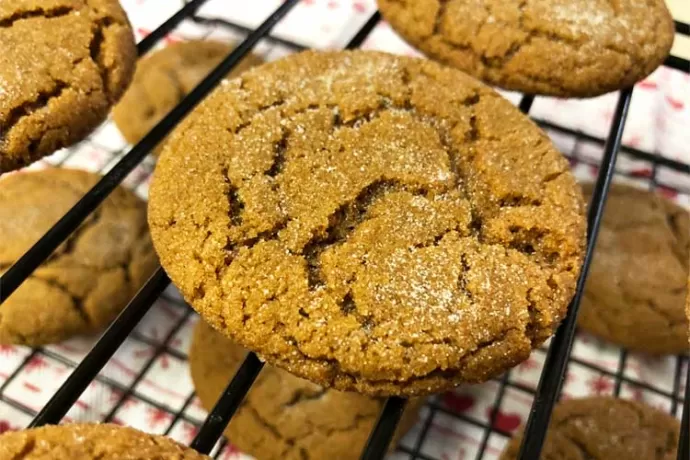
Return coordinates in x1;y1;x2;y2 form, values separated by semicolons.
578;183;690;354
500;397;680;459
0;423;208;459
0;168;157;346
112;40;263;154
189;320;421;460
0;0;136;173
377;0;675;97
148;50;587;396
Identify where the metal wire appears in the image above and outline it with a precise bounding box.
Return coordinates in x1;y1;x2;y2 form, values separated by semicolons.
29;268;171;427
137;0;210;55
190;353;265;454
517;88;633;458
0;1;686;459
361;397;408;460
680;363;690;460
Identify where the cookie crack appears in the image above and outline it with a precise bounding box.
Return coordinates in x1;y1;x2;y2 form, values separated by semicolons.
665;208;690;270
231;100;288;135
89;17;115;100
4;437;35;459
223;168;245;227
31;274;92;327
266;129;288;178
0;6;74;28
413;228;462;251
242;390;376;459
302;179;428;290
0;81;68;149
47;208;104;264
644;298;686;327
224;219;289;266
322;412;376;436
244;404;285;441
282;387;328;408
337;291;376;332
432;0;450;35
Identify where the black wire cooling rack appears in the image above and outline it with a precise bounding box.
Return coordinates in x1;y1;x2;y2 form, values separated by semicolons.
0;1;689;459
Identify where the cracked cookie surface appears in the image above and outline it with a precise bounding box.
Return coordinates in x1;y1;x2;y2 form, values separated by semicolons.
0;168;157;346
377;0;675;97
0;423;209;459
189;320;421;460
579;183;690;355
0;0;136;173
149;50;586;396
112;40;263;156
500;397;680;460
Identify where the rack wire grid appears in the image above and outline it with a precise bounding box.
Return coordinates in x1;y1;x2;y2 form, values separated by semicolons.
0;1;689;459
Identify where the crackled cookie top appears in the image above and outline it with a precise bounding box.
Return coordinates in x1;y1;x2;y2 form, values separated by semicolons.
189;320;420;459
0;0;136;173
500;397;680;460
112;40;263;155
149;50;586;396
579;183;689;354
0;168;157;346
0;423;208;459
377;0;675;97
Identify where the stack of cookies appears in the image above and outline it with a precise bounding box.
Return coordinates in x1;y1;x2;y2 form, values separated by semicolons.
1;0;686;459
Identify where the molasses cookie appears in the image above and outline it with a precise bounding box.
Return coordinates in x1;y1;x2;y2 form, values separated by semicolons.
377;0;675;97
189;320;420;460
0;0;136;173
579;183;689;354
148;50;587;396
0;423;208;459
112;40;263;154
500;397;680;459
0;168;157;346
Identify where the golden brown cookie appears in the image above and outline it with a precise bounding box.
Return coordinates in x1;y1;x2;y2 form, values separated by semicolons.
189;320;421;460
149;50;587;396
0;0;136;173
0;168;157;346
0;423;208;459
377;0;675;97
500;397;680;459
112;40;263;154
579;183;690;355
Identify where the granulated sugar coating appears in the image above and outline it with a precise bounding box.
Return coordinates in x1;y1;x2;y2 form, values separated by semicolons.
0;0;136;173
0;423;209;459
377;0;675;97
149;50;587;396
